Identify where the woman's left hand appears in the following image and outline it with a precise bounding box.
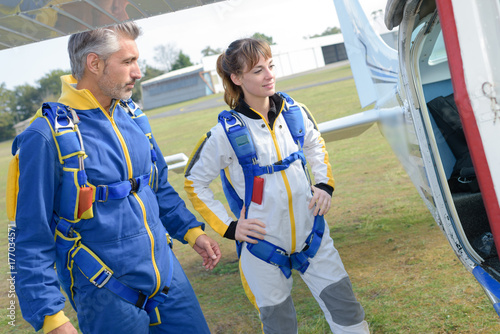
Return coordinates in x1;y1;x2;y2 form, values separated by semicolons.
308;185;332;216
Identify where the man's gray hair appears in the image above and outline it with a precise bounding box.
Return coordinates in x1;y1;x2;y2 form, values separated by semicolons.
68;22;141;80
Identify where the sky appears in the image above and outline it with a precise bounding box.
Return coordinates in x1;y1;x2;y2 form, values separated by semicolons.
0;0;388;90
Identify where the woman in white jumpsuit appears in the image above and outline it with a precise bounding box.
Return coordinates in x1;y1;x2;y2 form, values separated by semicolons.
184;38;370;334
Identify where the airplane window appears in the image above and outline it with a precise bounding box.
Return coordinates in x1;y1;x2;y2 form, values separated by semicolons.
428;31;447;65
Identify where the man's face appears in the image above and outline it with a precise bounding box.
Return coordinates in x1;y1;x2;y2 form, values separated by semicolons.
97;36;141;101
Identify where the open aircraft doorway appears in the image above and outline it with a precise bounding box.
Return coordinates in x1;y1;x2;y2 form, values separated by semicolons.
411;14;493;266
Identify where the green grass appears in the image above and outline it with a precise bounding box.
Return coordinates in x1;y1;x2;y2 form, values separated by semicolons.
2;64;500;333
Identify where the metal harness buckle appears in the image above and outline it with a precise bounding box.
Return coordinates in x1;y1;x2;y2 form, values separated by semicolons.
270;249;288;267
121;99;139;116
223;113;244;132
92;269;112;288
97;185;109;202
54;106;75;132
129;177;139;193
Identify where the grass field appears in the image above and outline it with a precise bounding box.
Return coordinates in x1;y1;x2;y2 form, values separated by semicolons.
1;64;500;333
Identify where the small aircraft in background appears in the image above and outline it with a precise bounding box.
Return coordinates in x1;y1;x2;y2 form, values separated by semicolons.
3;0;500;319
325;0;500;316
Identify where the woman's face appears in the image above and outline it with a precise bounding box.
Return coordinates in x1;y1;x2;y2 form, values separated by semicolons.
231;55;275;102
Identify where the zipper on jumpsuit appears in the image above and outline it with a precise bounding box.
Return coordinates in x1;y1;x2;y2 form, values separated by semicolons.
251;108;298;253
104;101;162;297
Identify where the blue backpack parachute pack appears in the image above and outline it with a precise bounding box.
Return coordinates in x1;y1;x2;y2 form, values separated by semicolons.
218;92;325;279
6;99;171;322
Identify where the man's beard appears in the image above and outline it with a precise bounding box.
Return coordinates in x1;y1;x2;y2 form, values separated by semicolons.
98;66;134;101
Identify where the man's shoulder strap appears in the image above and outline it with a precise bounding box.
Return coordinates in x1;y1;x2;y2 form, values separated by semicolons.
32;102;85;166
120;99;153;139
34;102;76;130
120;99;159;191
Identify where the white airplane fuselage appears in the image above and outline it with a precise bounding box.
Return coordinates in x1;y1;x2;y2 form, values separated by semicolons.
330;0;500;315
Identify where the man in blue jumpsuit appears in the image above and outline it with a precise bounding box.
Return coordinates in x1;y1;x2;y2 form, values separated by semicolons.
9;22;221;333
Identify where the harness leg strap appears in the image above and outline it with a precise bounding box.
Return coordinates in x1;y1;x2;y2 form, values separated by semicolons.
244;215;326;278
68;240;174;312
246;239;292;278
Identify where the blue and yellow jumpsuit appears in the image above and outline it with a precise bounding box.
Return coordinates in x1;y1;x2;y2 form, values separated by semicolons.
10;75;210;333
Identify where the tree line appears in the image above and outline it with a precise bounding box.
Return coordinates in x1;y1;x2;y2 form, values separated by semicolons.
0;56;183;141
0;29;339;142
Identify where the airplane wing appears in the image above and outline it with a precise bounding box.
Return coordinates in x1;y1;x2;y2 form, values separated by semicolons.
318;108;380;142
0;0;225;51
165;153;188;174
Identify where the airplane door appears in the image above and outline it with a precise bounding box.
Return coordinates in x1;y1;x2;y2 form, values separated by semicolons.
436;0;500;260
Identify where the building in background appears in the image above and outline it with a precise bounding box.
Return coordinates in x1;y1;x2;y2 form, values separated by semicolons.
140;29;397;110
141;64;215;110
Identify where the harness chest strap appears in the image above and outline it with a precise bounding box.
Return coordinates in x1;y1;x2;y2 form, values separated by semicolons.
94;173;151;202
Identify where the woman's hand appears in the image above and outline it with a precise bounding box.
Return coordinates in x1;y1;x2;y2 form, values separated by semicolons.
308;185;332;216
235;206;266;244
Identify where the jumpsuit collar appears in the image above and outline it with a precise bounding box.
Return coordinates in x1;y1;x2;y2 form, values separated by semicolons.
234;94;285;129
58;75;117;114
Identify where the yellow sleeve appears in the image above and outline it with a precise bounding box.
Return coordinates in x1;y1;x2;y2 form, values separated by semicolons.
6;154;19;222
43;311;70;333
184;226;206;247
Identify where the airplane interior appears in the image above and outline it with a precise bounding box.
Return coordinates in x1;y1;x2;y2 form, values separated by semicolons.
412;8;499;276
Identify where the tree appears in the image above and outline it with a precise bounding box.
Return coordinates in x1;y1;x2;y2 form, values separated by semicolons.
308;27;341;39
0;111;15;141
171;51;193;71
0;110;15;141
38;69;71;101
153;43;179;72
11;84;42;122
201;46;222;57
0;83;13;114
0;83;15;140
140;64;164;81
251;32;274;45
132;61;165;103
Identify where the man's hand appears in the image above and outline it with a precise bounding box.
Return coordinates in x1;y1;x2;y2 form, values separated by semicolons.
235;206;266;244
308;185;332;216
48;322;78;334
193;234;221;270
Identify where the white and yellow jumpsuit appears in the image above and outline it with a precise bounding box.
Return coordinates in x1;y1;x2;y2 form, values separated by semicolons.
185;94;369;333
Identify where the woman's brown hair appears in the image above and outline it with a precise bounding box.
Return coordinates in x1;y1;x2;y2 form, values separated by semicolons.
216;38;272;109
